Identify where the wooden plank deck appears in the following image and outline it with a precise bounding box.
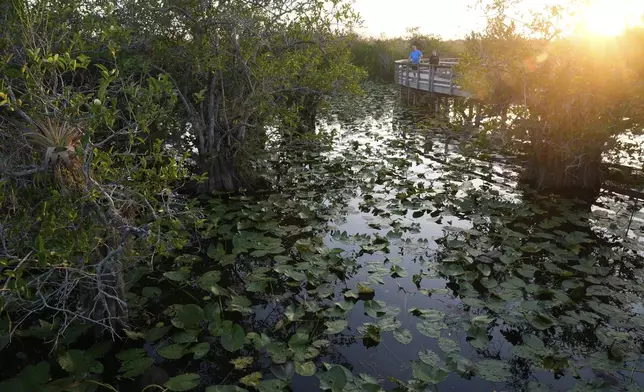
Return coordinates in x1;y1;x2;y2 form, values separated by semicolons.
394;59;470;98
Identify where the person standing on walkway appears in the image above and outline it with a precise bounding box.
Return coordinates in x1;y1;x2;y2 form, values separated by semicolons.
429;50;440;66
409;45;423;80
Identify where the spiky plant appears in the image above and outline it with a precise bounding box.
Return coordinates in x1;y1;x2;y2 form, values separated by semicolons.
25;117;86;191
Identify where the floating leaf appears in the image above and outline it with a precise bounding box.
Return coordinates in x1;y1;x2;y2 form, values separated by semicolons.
173;304;204;330
410;360;448;384
191;342;210;359
393;328;412;345
257;379;288;392
165;373;200;391
438;338;460;354
240;372;262;388
325;320;347;334
586;285;612;297
319;365;347;391
221;324;246;352
271;361;295;381
527;313;557;330
476;359;511;382
206;386;248;392
158;344;188;360
416;321;445;338
231;357;254;370
296;361;317;376
164;271;189;282
418;349;447;370
117;349;153;378
142;286;162;297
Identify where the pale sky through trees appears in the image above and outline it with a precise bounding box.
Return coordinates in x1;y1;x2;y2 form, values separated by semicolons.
351;0;644;39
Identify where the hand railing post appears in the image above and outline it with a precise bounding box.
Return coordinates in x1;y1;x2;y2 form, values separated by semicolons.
429;65;434;93
449;65;454;96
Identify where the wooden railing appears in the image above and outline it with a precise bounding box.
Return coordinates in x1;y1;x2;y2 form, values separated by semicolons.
393;58;469;97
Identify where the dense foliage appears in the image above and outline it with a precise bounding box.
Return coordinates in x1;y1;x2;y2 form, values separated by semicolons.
458;0;644;197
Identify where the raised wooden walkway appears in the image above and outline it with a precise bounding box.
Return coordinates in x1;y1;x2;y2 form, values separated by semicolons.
394;58;469;98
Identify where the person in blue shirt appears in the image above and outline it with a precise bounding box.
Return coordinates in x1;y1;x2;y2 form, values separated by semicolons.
409;46;423;79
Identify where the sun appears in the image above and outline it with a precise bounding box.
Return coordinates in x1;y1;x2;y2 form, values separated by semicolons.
572;0;644;37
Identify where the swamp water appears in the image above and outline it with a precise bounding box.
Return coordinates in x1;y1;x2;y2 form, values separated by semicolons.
2;84;644;392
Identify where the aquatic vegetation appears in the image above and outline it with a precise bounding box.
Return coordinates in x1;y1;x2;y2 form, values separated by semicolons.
1;84;644;391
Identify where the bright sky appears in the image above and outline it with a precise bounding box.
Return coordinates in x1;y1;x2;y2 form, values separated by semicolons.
351;0;644;39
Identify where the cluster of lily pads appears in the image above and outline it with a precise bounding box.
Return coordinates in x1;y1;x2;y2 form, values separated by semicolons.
2;83;644;392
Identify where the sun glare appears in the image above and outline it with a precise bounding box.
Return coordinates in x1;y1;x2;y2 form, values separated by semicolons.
572;0;644;37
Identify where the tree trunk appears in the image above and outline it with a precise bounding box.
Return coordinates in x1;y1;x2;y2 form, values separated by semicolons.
203;149;239;193
522;131;605;202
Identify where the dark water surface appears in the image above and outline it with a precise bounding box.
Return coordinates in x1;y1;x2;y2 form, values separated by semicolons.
2;83;644;392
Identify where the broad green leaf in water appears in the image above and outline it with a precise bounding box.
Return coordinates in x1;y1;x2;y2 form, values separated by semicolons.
240;372;262;388
416;321;445;338
165;373;200;391
501;277;526;289
271;361;295;381
410;360;448;384
586;285;613;297
363;300;386;318
438;338;460;354
191;342;210;359
296;361;317;376
116;348;153;378
142;286;162;297
325;320;347;334
221;324;246;352
164;270;189;282
476;359;511;382
206;386;248;392
198;271;222;291
257;379;288;392
527;313;558;330
173;304;204;329
418;349;447;370
393;328;412;344
231;357;254;370
319;365;348;392
158;344;189;360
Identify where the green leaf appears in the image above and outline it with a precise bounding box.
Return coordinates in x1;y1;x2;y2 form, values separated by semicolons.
198;271;222;291
393;328;412;345
438;338;460;354
319;365;347;392
142;286;162;297
586;285;612;296
158;344;188;360
416;321;445;338
271;361;295;381
240;372;262;388
418;349;447;370
231;357;254;370
296;361;317;376
172;304;204;330
257;379;288;392
325;319;347;334
164;270;189;282
165;373;200;391
191;342;210;359
501;277;526;289
206;386;248;392
476;359;511;382
221;324;246;352
117;349;153;378
410;360;448;384
527;313;557;330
